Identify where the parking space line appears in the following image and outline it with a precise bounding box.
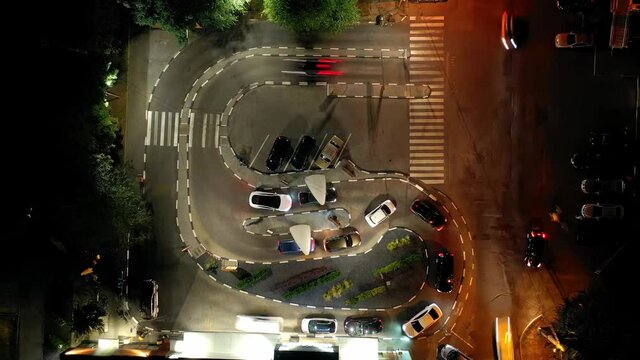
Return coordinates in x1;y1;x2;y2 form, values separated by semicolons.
284;135;303;172
250;135;270;168
308;133;327;170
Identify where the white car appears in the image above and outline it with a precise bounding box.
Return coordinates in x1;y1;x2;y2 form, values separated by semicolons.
301;318;338;334
365;199;397;227
249;191;292;212
402;303;443;338
235;315;283;334
581;203;624;219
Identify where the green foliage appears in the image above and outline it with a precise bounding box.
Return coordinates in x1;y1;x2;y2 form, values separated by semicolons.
128;0;250;43
283;270;340;300
373;254;422;277
262;0;360;34
323;279;353;301
386;235;413;251
346;286;386;306
71;301;107;336
204;258;219;273
553;288;631;359
237;268;272;289
93;154;153;247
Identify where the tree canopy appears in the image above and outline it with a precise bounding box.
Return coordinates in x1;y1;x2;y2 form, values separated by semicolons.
128;0;250;42
262;0;360;34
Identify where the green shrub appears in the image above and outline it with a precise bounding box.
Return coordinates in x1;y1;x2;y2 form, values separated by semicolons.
237;268;272;289
387;235;413;251
323;279;353;301
283;271;340;300
346;286;387;305
204;258;219;273
373;253;422;277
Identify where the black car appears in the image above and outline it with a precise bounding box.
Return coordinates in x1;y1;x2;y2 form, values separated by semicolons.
411;199;446;231
434;251;454;293
525;226;546;268
266;136;292;172
298;186;338;205
556;0;595;12
290;136;316;170
344;316;383;337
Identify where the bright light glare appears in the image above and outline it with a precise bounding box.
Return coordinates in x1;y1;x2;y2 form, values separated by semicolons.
501;38;509;50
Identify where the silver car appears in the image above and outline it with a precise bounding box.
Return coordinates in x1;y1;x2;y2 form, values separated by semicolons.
581;203;624;219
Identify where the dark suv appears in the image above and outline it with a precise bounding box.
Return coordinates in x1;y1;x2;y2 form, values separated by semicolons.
290;136;315;170
266;136;292;172
411;199;447;231
297;186;338;205
434;251;454;293
525;224;546;268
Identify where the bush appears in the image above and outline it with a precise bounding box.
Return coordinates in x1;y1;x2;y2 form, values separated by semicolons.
204;258;219;273
347;286;387;306
386;235;413;251
323;279;353;301
283;271;340;300
373;254;422;277
237;268;272;289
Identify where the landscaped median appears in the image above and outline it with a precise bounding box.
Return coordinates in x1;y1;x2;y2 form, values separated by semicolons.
196;227;430;309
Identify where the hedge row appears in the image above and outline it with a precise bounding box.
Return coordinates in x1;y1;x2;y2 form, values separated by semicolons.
283;270;341;300
373;253;422;277
346;285;387;305
237;268;273;289
386;235;413;251
323;279;353;301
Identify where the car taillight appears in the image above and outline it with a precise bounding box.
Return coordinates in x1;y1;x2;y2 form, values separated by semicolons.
317;70;343;76
541;232;547;239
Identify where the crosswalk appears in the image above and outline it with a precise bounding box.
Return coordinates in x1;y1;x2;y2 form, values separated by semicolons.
145;111;220;148
408;15;446;185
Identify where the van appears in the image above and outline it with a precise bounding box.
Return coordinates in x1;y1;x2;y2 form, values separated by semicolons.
495;316;515;360
235;315;283;334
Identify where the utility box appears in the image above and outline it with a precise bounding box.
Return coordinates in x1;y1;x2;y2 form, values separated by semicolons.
221;259;238;272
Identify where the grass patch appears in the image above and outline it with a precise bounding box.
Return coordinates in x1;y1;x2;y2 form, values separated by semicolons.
237;268;272;289
373;253;422;277
323;279;353;301
386;235;413;251
283;271;340;300
347;286;387;306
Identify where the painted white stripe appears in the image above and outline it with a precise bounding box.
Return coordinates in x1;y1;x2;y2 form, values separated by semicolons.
410;29;444;34
410;145;445;151
410;111;444;116
410;131;445;137
410;158;445;164
214;113;220;148
201;113;208;148
145;111;152;146
153;112;159;145
415;178;445;184
188;112;194;148
410;15;445;21
429;84;445;89
410;70;443;75
410;43;445;49
410;98;432;103
409;125;444;130
410;165;445;171
173;113;179;146
409;152;445;157
410;49;445;55
166;112;173;146
410;118;445;124
160;112;166;146
409;36;444;41
431;91;445;96
409;138;444;144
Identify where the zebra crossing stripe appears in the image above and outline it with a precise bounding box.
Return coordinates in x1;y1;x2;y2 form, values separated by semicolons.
202;114;208;149
173;113;179;146
214;114;220;149
160;112;166;146
153;112;159;146
188;113;194;148
145;111;152;146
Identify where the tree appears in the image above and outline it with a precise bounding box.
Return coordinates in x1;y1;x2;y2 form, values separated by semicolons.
127;0;250;42
553;288;631;359
262;0;360;34
71;301;107;336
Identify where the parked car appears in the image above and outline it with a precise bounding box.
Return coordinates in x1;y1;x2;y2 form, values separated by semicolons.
588;129;631;150
290;136;316;170
266;136;292;172
411;199;446;231
323;230;362;253
344;316;383;337
434;251;454;293
556;0;595;12
315;135;344;169
402;303;443;338
365;199;397;227
277;238;316;255
581;203;624;219
580;178;626;194
301;318;338;334
501;10;518;50
298;186;338;205
570;149;619;172
525;225;546;268
249;191;292;212
555;31;593;48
